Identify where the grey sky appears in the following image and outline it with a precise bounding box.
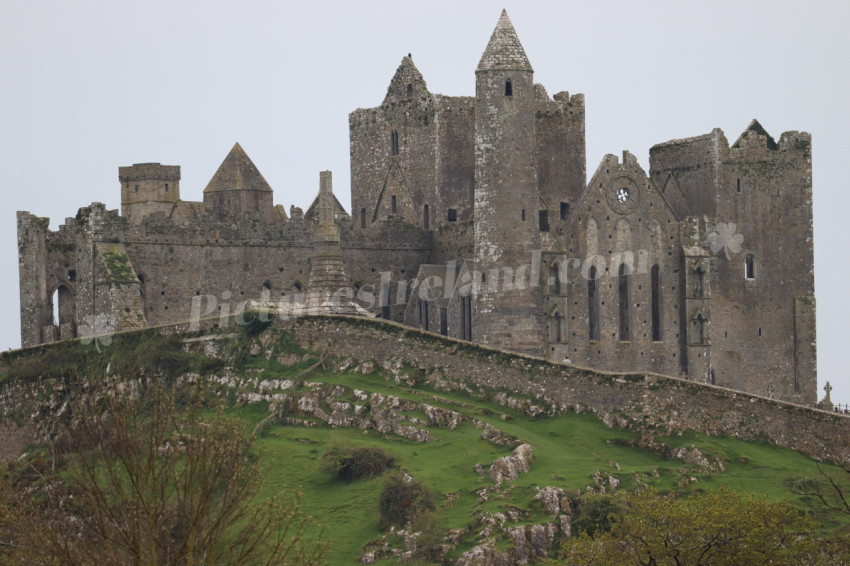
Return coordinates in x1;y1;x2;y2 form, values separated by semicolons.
2;0;847;403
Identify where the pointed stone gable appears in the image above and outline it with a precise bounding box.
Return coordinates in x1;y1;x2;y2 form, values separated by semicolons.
732;119;777;150
203;142;273;193
476;9;532;72
383;56;429;104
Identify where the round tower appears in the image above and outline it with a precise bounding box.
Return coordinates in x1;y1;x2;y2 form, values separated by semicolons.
119;162;180;222
473;10;543;354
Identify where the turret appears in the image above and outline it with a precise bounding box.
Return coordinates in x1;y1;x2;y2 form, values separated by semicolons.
119;163;180;222
472;10;543;354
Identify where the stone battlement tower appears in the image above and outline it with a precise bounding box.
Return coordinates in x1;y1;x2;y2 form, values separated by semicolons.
119;163;181;223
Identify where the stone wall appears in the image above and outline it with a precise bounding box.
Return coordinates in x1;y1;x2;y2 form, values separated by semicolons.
17;201;433;343
649;124;816;404
288;316;850;464
0;315;842;465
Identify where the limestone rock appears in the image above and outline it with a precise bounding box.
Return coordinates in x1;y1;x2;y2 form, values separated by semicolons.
534;486;566;517
509;526;528;565
489;443;533;485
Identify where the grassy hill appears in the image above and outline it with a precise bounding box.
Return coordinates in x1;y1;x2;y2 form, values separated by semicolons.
1;317;848;564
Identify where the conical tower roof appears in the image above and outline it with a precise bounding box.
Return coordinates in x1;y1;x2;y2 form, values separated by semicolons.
477;9;533;73
204;142;273;193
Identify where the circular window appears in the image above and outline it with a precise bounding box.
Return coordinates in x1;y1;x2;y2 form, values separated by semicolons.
606;177;639;215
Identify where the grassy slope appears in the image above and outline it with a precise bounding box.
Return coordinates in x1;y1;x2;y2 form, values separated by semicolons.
241;368;848;564
2;323;846;564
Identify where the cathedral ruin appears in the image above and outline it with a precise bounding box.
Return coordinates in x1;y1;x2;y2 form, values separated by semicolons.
17;10;816;405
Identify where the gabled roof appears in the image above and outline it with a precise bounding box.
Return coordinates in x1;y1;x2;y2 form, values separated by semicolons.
305;191;349;222
204;142;273;193
476;9;533;73
732;119;777;150
383;56;429;104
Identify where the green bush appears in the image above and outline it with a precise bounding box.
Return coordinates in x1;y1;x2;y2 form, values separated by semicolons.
319;444;395;482
378;473;433;531
572;493;623;537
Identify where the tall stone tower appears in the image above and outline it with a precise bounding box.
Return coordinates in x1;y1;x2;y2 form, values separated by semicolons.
119;163;180;222
473;10;543;354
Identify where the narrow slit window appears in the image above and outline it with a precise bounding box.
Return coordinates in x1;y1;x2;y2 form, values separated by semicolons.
538;210;549;232
737;178;741;193
549;263;560;295
390;130;399;156
695;265;705;297
423;204;430;230
391;195;397;214
361;208;366;229
745;254;755;279
549;312;564;343
505;79;513;96
651;264;662;341
521;209;526;221
618;264;630;341
588;266;599;341
460;295;473;340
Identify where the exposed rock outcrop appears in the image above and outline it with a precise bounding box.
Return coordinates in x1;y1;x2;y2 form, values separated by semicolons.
489;443;533;485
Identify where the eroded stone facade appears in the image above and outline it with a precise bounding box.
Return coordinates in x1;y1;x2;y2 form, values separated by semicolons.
17;10;816;404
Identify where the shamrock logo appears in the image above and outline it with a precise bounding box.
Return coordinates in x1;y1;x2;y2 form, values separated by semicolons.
79;314;115;352
707;222;744;259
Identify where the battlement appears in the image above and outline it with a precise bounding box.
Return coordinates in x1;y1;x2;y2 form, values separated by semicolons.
118;163;181;182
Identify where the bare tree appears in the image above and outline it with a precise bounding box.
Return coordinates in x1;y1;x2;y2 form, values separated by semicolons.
797;462;850;517
0;380;325;565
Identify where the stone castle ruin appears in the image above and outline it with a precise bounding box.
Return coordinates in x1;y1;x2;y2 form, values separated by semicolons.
18;10;816;405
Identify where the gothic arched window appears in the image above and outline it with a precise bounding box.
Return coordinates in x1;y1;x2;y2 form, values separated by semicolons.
651;264;662;341
618;263;630;341
588;266;599;341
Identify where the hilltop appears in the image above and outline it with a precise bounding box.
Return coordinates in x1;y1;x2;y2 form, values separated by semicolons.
0;315;847;563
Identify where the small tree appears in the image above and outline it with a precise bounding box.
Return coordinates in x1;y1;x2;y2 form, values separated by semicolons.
561;487;820;565
319;444;395;481
571;493;623;537
378;473;434;531
0;380;325;565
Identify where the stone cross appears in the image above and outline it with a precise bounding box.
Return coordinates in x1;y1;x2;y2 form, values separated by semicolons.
822;381;834;411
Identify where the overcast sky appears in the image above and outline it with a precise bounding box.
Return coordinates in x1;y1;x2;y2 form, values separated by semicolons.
2;0;847;403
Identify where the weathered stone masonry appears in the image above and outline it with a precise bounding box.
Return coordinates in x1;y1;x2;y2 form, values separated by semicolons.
17;10;816;406
0;315;844;465
289;317;847;465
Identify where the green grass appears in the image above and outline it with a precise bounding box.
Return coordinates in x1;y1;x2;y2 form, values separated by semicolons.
4;322;847;564
234;369;850;564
